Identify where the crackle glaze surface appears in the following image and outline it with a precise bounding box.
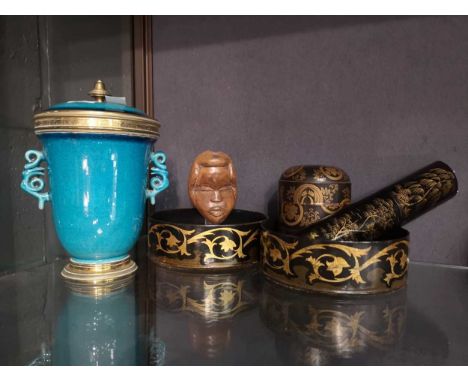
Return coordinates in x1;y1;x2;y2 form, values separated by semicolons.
40;133;151;262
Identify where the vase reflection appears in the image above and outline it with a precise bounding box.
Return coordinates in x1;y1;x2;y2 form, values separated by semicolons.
52;276;139;366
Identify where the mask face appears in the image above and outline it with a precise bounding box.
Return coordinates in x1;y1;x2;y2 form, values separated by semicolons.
188;151;237;224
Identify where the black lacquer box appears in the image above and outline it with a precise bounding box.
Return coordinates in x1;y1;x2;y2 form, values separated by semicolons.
148;209;266;271
261;220;409;295
278;165;351;232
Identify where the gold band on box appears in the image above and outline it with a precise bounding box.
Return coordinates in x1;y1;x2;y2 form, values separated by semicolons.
261;226;409;295
61;256;138;284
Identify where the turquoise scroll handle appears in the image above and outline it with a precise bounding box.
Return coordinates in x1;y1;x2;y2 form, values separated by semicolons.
146;151;169;205
20;150;51;210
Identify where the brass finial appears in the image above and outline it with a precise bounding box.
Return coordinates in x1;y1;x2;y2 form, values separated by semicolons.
89;80;111;102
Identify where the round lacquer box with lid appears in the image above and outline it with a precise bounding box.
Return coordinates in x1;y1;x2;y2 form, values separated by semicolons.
278;165;351;232
20;80;169;282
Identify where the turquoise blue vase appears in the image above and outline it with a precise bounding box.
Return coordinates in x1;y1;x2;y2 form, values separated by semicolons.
20;81;169;273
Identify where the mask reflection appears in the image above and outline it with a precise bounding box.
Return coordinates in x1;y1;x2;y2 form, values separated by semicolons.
149;262;258;362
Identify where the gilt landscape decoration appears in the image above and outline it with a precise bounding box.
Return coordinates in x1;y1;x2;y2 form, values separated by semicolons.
302;163;457;242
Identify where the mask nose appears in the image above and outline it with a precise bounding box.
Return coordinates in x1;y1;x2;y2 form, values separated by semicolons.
211;190;222;202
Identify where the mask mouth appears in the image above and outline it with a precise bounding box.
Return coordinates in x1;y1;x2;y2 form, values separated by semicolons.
208;207;225;217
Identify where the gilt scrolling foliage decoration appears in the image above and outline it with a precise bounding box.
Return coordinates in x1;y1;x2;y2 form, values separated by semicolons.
262;232;409;287
156;279;251;322
149;224;259;262
264;291;406;353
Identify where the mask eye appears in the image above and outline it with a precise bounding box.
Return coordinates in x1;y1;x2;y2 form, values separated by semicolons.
219;186;233;192
196;186;214;192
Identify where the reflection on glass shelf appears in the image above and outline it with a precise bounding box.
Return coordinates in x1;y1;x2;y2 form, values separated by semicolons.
148;262;259;363
260;280;407;365
52;276;138;366
3;249;468;366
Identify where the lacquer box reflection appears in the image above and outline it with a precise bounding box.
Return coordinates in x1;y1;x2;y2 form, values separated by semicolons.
261;280;407;365
149;263;259;361
20;80;169;282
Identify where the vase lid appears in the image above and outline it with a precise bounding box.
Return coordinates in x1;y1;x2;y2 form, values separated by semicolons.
33;80;160;140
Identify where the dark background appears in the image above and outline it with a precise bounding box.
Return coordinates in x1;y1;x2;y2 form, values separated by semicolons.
153;16;468;266
1;16;467;276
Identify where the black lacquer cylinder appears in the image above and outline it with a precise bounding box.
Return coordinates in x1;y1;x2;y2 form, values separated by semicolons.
299;161;458;242
148;209;266;270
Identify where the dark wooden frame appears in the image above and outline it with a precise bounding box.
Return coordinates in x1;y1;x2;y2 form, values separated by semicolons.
133;16;154;117
133;17;155;357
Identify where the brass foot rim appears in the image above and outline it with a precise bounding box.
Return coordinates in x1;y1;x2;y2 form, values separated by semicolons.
61;257;138;283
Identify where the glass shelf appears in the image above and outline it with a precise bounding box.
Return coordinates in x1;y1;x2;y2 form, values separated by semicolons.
1;236;467;366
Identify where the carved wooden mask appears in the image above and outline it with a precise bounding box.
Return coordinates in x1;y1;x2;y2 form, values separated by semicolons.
188;151;237;224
